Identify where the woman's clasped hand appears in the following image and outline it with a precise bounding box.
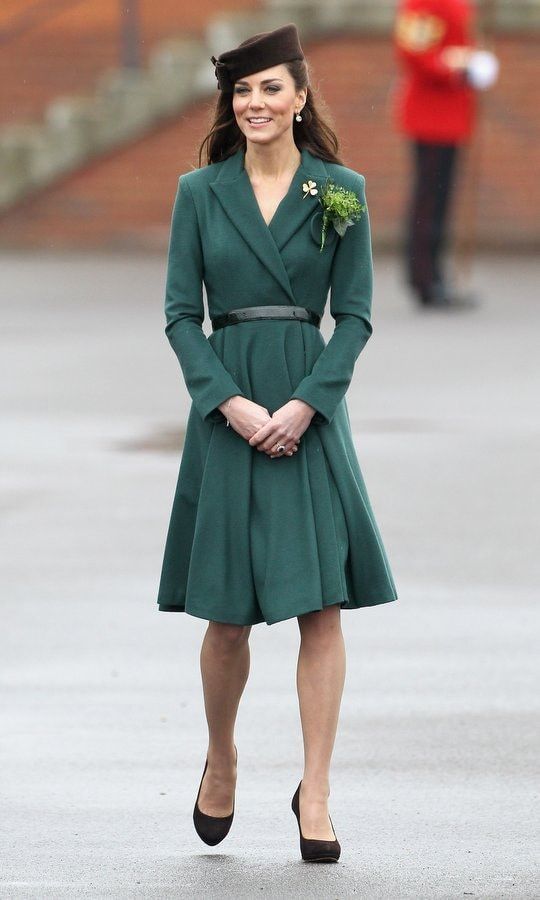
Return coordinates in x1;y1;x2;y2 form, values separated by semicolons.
219;396;316;457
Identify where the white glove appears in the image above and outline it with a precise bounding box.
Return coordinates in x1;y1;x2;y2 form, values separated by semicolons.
466;50;500;90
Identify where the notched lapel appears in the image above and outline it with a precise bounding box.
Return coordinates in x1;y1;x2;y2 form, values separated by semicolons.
210;151;295;302
270;149;329;252
209;148;330;304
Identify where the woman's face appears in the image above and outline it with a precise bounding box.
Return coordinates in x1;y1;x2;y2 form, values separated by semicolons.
232;64;306;146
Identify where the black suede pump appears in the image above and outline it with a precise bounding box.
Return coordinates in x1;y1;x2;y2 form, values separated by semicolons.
192;746;237;846
291;781;341;863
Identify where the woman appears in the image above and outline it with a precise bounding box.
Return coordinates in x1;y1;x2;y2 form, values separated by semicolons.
156;23;398;862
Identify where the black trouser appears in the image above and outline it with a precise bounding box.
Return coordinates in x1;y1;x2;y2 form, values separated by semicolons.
405;140;459;299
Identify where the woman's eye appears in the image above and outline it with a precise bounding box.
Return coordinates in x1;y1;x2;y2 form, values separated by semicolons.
234;85;280;95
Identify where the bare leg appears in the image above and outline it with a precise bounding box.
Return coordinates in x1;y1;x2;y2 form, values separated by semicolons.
296;604;346;839
197;621;251;816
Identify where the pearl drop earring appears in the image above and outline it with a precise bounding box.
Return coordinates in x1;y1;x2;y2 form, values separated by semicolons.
295;111;303;122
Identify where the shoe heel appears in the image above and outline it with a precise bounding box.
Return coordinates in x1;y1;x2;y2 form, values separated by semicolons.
193;746;237;846
291;780;341;863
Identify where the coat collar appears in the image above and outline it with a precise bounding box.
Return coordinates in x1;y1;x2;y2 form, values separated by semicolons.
209;146;329;303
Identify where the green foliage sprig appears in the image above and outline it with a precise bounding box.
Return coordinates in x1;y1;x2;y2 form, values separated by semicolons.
303;177;365;252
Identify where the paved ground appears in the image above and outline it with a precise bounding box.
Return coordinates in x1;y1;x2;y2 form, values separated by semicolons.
1;251;539;899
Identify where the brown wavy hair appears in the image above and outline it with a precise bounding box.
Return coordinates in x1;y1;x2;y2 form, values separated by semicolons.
198;58;343;167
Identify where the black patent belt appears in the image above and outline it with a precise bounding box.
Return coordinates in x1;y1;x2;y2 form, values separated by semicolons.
211;305;321;331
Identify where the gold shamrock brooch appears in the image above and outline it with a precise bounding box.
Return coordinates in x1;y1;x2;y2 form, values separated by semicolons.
302;180;318;198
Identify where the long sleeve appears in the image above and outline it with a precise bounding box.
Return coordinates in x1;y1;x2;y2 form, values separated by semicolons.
396;43;464;89
164;175;246;423
397;49;463;88
289;173;373;426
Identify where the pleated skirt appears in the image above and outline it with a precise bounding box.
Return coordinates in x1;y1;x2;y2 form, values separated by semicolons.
157;319;397;625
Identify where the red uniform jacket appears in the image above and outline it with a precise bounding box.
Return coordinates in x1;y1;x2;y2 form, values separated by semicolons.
393;0;477;143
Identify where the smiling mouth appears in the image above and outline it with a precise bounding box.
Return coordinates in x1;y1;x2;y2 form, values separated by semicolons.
247;117;272;125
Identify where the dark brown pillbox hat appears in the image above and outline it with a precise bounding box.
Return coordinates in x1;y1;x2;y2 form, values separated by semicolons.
210;23;305;92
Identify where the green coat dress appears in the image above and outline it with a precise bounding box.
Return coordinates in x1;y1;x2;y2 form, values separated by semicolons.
156;145;398;625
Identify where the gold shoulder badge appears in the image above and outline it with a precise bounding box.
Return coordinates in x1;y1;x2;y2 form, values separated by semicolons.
395;12;446;53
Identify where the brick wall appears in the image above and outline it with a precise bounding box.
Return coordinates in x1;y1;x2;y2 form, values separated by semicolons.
0;0;261;125
0;32;538;249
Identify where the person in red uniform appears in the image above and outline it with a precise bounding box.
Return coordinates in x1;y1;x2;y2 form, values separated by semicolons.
393;0;480;308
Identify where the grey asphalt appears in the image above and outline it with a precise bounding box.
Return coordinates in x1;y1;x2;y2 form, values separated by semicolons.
1;251;539;899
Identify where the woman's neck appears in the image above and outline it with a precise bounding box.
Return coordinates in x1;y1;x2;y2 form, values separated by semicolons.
244;137;301;181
